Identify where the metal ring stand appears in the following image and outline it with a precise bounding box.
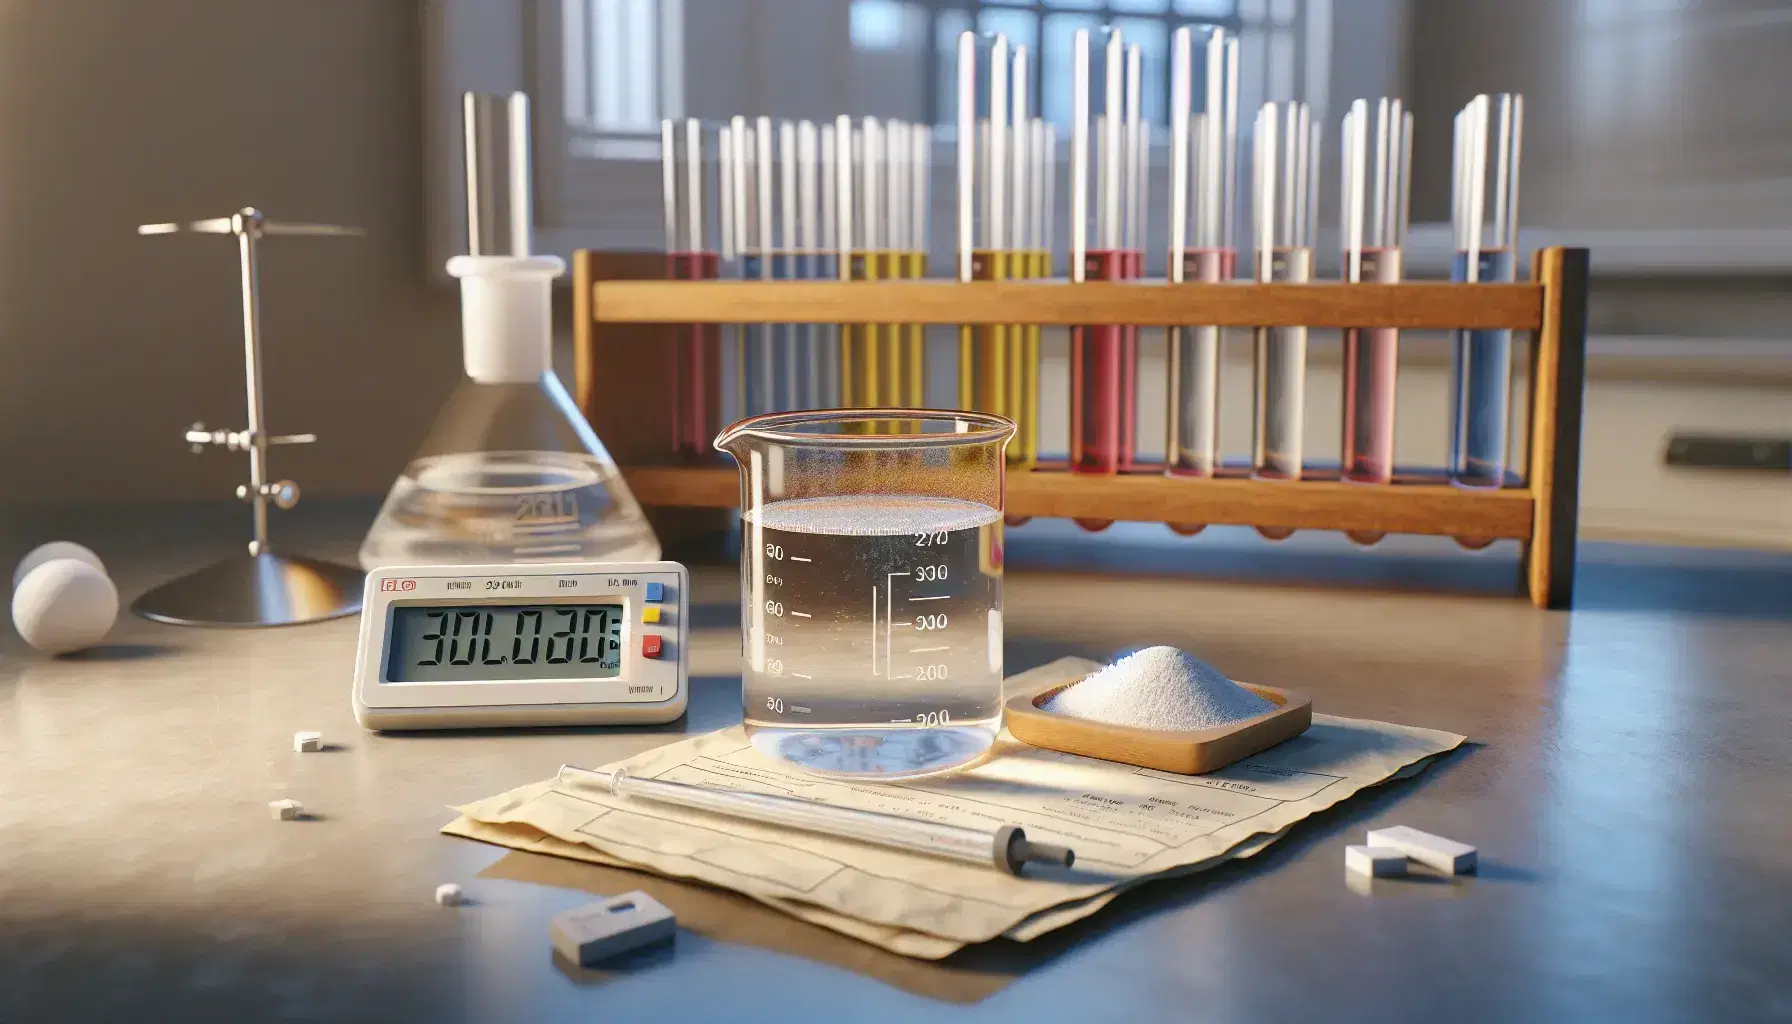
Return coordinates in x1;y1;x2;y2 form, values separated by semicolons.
131;208;367;627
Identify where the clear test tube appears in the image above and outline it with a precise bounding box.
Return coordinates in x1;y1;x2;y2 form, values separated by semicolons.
1020;116;1048;469
1450;93;1523;492
795;120;821;410
906;122;930;407
755;117;779;414
732;117;767;416
858;117;885;412
727;117;762;417
832;115;855;414
1341;98;1412;495
883;118;906;408
1251;100;1314;487
1005;45;1034;467
776;120;801;412
817;120;842;409
958;32;1011;422
1167;27;1239;486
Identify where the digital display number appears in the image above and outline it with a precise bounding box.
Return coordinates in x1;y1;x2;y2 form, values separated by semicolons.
385;603;623;683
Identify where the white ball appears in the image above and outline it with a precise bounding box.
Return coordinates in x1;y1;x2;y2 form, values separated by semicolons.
14;541;106;590
12;558;118;655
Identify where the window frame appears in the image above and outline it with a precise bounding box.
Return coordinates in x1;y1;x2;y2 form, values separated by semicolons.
427;0;1792;277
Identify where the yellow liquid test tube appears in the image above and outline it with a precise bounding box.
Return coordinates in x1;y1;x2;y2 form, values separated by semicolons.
902;250;926;406
960;249;1009;417
840;249;881;432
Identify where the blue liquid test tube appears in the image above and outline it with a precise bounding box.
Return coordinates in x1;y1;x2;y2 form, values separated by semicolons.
1450;249;1515;488
1449;93;1523;491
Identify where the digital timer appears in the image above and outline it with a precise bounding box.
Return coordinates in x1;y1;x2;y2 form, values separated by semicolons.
353;561;688;731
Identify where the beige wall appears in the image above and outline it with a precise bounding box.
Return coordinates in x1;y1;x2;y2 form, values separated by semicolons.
0;0;461;506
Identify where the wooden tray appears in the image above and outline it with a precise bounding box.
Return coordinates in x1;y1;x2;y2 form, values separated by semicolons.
1005;667;1313;775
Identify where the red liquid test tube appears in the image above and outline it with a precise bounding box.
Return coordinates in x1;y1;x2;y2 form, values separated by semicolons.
668;251;721;461
1072;249;1129;475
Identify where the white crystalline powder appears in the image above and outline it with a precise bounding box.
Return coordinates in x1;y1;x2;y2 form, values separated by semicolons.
1042;646;1275;731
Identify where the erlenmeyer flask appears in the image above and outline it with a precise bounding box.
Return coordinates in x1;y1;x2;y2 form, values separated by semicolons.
359;255;660;569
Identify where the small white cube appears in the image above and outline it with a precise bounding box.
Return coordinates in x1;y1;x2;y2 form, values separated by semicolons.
268;798;304;821
435;883;465;907
1346;844;1407;877
551;891;675;966
1367;825;1477;875
293;731;323;753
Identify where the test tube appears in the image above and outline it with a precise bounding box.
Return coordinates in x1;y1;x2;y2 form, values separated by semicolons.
1250;101;1315;485
817;120;842;408
1341;98;1413;492
775;120;801;412
719;121;741;424
1450;93;1524;490
1004;45;1035;466
659;118;721;461
884;120;910;408
905;123;930;407
1166;27;1240;482
832;115;856;418
1017;115;1049;469
1069;27;1131;482
795;120;821;410
755;117;778;413
731;117;767;417
1118;43;1145;470
957;32;1012;424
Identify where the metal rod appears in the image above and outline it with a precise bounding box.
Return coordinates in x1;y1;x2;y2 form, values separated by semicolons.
235;214;270;551
463;94;485;255
507;92;532;255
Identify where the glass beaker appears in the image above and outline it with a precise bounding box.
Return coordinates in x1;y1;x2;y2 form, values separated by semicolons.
359;256;661;569
716;409;1016;780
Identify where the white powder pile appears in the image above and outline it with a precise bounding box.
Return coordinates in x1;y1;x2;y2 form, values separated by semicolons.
1042;646;1275;731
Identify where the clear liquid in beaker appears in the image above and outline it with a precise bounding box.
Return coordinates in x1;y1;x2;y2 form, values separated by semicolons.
359;450;660;568
740;494;1004;779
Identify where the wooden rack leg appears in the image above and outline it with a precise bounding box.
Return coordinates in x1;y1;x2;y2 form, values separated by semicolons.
1524;247;1590;609
574;250;730;554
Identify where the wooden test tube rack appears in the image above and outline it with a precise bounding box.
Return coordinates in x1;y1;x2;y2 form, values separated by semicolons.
573;247;1589;609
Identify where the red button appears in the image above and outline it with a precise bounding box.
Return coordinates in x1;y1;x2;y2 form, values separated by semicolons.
641;635;662;659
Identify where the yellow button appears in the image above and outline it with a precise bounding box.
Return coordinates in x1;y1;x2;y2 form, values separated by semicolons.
641;606;662;624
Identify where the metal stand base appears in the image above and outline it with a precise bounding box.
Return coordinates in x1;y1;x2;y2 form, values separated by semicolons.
132;552;363;628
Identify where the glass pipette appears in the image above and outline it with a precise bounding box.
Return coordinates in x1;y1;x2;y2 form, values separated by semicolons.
556;765;1076;876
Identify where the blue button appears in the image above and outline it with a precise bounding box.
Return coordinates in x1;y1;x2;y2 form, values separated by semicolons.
644;581;665;603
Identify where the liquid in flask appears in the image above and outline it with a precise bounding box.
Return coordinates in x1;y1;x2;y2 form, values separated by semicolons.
360;255;660;569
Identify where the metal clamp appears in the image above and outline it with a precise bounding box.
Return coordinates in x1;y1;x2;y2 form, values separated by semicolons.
141;208;361;556
186;423;317;454
236;480;301;510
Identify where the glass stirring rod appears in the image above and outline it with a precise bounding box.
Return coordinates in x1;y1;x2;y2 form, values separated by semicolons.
557;765;1076;876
